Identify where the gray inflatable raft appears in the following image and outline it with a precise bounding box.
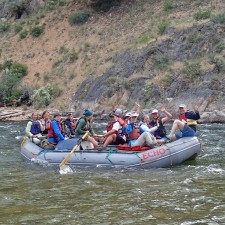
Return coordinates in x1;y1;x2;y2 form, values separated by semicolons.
20;137;203;168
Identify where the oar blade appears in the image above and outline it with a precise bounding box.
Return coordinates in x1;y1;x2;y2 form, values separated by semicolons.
59;165;73;174
58;131;89;173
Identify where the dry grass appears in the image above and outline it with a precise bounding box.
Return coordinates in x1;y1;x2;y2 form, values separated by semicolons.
0;0;224;109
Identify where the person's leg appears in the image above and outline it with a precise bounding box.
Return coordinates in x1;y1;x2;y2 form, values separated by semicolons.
168;120;185;140
103;134;116;147
32;137;41;145
181;124;195;137
131;132;156;147
144;132;157;147
114;135;126;145
87;136;99;149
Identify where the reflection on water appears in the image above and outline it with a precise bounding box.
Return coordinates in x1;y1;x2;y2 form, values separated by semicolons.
0;122;225;224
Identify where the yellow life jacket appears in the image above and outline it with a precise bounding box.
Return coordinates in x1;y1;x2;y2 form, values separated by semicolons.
187;118;197;126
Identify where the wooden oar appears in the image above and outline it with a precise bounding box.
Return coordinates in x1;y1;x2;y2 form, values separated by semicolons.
59;131;89;170
95;134;104;137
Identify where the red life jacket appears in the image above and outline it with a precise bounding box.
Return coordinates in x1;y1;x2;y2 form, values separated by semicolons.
106;121;117;134
179;114;187;122
116;144;150;151
46;121;62;138
71;121;76;130
129;125;140;140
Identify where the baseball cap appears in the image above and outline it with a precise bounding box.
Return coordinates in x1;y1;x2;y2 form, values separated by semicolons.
125;112;131;118
179;104;186;108
130;112;139;117
151;109;158;114
113;108;123;117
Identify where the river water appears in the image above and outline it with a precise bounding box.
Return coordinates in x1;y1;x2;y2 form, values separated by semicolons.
0;121;225;225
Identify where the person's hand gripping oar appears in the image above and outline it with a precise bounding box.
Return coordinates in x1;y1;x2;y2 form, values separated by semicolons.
59;131;89;174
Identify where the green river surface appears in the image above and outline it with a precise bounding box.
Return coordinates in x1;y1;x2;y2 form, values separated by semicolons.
0;121;225;225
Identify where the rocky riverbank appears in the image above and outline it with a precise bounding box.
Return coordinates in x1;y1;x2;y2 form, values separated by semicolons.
1;106;225;123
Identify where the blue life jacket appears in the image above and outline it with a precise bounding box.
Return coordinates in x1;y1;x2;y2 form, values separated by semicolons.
30;121;41;135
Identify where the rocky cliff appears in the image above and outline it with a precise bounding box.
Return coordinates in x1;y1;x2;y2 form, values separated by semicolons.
0;0;225;120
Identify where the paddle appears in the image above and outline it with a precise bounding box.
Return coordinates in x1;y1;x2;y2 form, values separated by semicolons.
59;131;89;172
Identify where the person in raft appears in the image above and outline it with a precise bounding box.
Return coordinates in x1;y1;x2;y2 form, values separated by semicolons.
25;112;44;145
166;103;200;141
149;106;173;144
102;108;126;148
40;110;51;136
74;109;99;149
124;112;157;148
47;113;65;144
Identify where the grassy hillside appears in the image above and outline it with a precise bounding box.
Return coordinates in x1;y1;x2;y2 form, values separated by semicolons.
0;0;225;112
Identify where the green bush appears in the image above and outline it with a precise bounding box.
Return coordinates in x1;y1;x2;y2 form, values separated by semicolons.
209;55;225;73
138;34;149;45
161;73;173;86
30;26;43;37
123;80;131;90
186;31;203;44
2;59;27;77
45;0;66;10
158;20;170;35
163;1;173;12
68;49;78;62
11;63;28;77
0;59;28;103
182;61;202;81
104;76;117;86
92;0;120;12
32;84;62;107
0;22;10;33
14;23;23;33
211;13;225;24
2;58;13;69
194;9;211;21
68;11;90;25
142;82;152;98
19;30;28;39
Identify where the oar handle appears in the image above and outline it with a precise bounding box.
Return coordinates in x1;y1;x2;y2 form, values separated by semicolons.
59;131;89;170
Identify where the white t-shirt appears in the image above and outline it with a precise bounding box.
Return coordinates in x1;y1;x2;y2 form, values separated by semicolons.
112;121;126;141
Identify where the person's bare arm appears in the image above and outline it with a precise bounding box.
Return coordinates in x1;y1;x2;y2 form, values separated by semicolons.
161;106;173;124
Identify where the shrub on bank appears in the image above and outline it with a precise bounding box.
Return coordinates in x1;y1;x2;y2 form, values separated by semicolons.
0;59;28;104
32;84;62;107
68;11;90;25
19;30;28;39
194;9;211;21
30;26;43;37
0;22;10;33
